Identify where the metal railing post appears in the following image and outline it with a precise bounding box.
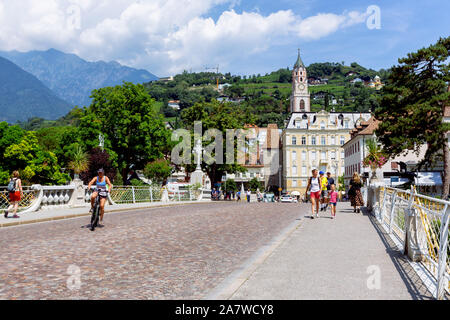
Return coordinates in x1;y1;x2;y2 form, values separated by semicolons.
380;187;387;222
132;186;136;204
404;186;416;255
150;187;153;202
178;191;181;202
389;190;397;234
437;204;449;300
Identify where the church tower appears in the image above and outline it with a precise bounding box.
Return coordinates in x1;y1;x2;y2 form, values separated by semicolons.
290;49;310;113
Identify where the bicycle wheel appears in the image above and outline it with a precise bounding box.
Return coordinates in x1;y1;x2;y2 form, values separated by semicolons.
90;203;100;231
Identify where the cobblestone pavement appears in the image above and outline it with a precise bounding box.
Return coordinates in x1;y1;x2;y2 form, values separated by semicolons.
0;202;305;300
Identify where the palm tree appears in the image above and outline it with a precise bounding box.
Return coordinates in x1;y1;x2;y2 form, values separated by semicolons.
68;146;89;180
364;138;387;181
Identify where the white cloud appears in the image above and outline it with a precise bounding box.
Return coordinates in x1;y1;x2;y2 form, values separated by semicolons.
0;0;367;75
296;11;368;40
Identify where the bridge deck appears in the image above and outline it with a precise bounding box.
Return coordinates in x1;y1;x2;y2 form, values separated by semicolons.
227;202;433;300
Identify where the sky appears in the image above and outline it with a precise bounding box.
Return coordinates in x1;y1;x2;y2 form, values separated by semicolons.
0;0;448;77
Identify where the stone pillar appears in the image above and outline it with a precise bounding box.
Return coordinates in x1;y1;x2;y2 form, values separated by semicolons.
70;179;87;208
404;208;427;262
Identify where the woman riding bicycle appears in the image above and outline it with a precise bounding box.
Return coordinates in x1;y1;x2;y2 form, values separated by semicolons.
87;168;113;226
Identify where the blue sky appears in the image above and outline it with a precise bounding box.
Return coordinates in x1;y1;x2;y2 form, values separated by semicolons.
0;0;448;76
212;0;450;74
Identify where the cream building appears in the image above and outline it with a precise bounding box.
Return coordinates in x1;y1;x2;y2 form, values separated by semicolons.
283;50;371;195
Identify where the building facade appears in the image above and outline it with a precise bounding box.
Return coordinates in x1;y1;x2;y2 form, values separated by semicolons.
343;116;443;195
283;50;371;195
225;124;282;192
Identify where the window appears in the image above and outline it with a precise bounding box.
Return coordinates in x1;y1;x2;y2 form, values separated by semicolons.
302;166;307;175
292;151;297;161
292;136;297;145
331;136;336;145
321;151;326;160
302;136;306;145
295;121;300;129
312;136;316;145
292;180;297;187
331;151;336;160
321;136;326;145
344;120;349;129
320;121;325;130
358;141;360;152
301;179;307;187
300;100;305;110
341;151;345;159
292;166;297;176
311;151;317;160
302;151;306;161
340;136;345;145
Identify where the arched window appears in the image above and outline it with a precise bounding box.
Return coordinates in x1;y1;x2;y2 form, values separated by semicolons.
320;121;325;130
300;100;305;110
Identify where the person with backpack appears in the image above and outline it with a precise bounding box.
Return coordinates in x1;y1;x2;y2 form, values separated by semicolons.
305;169;321;219
4;171;22;218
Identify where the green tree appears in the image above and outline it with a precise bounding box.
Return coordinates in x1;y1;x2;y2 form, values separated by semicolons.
249;177;263;192
68;145;89;178
78;82;173;185
375;37;450;197
3;131;69;185
223;179;238;192
180;100;247;186
144;159;173;185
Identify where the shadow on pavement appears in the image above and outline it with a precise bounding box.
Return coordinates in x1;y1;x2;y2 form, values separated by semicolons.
362;207;434;300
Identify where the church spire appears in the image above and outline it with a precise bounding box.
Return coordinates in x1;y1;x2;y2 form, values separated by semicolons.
294;48;305;68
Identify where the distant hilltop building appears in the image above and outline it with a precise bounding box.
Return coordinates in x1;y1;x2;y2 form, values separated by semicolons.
350;75;384;90
158;76;174;83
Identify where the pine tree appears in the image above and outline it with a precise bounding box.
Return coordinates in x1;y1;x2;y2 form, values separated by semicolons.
375;36;450;198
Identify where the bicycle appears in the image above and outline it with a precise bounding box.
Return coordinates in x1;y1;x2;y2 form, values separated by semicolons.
90;189;108;231
90;192;101;231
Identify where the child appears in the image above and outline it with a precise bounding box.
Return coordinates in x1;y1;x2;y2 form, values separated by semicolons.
329;184;338;219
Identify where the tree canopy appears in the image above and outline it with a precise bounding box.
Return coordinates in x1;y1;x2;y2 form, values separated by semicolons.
375;36;450;197
78;82;173;185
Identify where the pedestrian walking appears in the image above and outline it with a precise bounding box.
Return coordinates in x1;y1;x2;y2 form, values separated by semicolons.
4;171;22;219
349;172;364;213
236;191;241;201
324;172;335;211
246;190;251;203
329;184;338;219
319;171;328;212
305;169;321;219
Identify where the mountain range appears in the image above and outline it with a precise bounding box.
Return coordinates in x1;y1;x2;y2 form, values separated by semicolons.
0;49;158;108
0;56;72;123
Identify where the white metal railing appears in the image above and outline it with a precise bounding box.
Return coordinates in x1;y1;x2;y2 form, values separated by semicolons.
101;186;198;204
370;185;449;299
0;186;39;212
1;184;202;214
